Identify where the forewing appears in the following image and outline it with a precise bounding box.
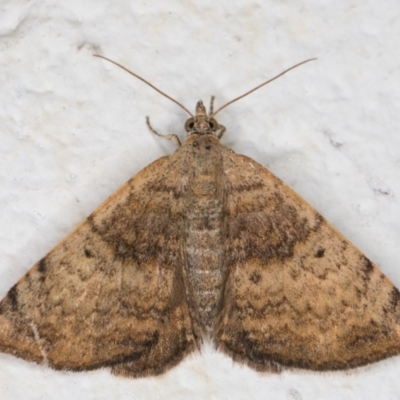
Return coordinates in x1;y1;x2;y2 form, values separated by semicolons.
216;149;400;371
0;154;199;377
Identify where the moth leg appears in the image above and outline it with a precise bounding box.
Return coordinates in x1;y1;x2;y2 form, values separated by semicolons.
209;96;215;117
145;117;182;147
217;125;226;139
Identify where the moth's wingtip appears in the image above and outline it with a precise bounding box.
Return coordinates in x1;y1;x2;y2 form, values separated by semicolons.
0;320;45;366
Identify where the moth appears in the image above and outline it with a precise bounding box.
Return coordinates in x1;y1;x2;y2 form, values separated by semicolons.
1;56;400;378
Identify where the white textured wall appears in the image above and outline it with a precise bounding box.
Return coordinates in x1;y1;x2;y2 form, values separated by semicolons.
0;1;399;399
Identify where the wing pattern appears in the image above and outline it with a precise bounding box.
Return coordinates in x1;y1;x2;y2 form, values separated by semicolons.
216;150;400;371
1;129;400;376
0;155;200;377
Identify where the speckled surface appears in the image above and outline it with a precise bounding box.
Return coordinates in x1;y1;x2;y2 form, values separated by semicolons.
0;1;400;399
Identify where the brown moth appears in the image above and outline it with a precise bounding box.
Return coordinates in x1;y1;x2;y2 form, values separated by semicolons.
1;57;400;378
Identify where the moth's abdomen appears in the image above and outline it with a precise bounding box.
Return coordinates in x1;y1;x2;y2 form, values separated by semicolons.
185;197;225;334
182;134;226;335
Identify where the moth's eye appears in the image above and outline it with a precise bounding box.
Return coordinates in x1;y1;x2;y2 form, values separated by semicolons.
208;118;219;131
185;118;195;132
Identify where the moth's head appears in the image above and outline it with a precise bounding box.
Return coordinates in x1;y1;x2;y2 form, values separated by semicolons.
184;101;220;136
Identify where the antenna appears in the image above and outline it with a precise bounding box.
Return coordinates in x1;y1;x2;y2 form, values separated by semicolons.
94;54;193;117
210;58;317;118
94;54;316;119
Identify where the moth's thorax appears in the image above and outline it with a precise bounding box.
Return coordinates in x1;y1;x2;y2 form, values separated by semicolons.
182;133;226;335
